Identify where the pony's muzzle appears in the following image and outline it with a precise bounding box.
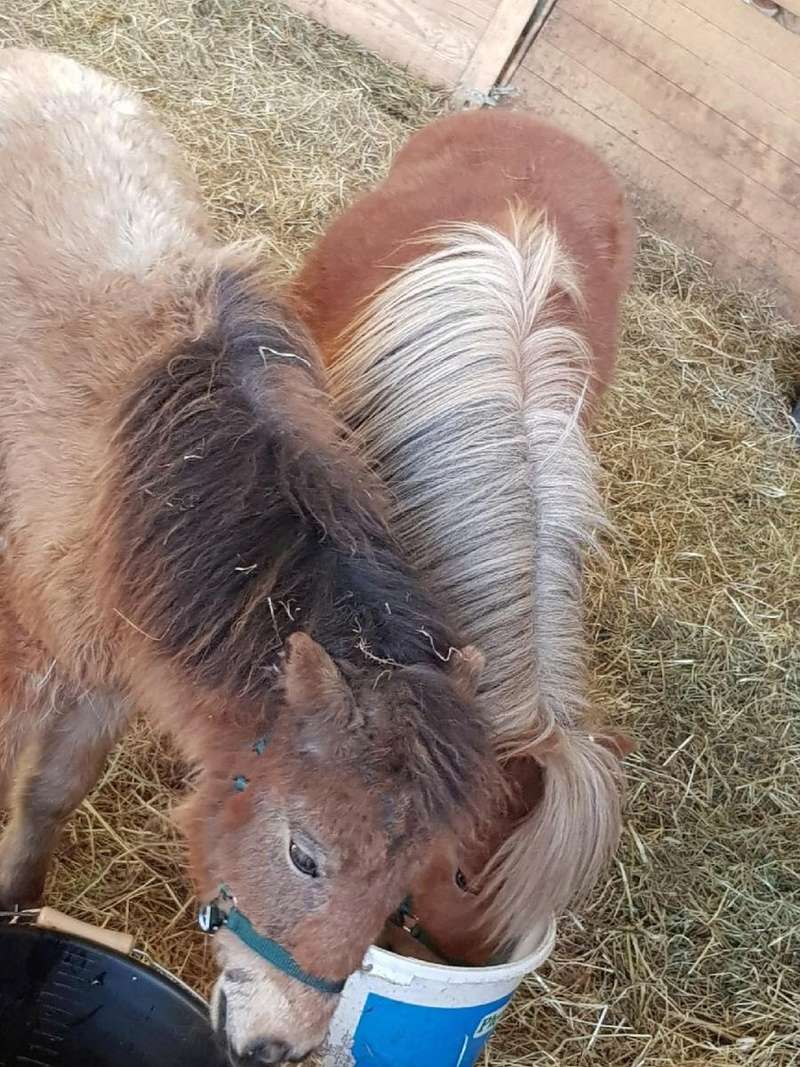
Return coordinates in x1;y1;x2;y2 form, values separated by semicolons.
211;961;330;1067
228;1038;292;1065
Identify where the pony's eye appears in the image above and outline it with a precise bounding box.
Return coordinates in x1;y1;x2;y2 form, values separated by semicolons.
455;868;468;892
289;839;319;878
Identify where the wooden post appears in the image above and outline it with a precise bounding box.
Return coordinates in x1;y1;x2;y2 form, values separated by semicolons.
499;0;559;85
453;0;538;106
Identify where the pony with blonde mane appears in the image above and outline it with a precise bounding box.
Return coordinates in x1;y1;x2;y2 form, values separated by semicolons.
292;110;635;962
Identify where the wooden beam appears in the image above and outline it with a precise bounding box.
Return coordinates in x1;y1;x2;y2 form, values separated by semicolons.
453;0;536;104
500;0;559;84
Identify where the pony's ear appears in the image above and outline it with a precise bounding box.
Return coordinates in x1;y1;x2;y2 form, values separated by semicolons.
447;645;485;698
503;756;546;820
593;729;635;760
282;632;348;712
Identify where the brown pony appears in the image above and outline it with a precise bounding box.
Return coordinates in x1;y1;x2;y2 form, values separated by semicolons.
0;51;499;1063
291;110;635;965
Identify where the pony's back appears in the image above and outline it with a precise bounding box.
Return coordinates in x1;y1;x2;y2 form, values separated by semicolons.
0;49;215;660
292;111;634;948
295;110;632;409
0;49;208;290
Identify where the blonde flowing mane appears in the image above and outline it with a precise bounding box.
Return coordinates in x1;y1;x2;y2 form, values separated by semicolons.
328;210;623;950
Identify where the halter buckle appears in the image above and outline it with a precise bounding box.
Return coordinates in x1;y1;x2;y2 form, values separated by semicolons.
198;885;235;935
389;895;467;968
198;901;225;934
392;897;423;939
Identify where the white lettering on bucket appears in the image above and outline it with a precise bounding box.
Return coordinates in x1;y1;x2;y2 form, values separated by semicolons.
473;1006;504;1040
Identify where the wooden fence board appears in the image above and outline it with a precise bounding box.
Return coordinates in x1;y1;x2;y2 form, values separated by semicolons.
613;0;800;119
559;0;800;170
516;5;800;316
679;0;800;72
455;0;534;99
553;2;800;214
287;0;483;84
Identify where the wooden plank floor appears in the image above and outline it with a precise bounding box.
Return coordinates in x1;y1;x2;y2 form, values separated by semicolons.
515;0;800;318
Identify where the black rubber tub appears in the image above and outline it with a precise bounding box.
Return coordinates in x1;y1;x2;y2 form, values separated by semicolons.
0;923;228;1066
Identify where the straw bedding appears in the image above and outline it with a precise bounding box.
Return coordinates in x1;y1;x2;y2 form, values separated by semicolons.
1;2;799;1063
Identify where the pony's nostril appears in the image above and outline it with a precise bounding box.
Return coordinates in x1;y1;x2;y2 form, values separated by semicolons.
234;1039;291;1065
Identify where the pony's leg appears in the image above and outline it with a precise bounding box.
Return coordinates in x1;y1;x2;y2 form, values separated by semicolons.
0;687;130;909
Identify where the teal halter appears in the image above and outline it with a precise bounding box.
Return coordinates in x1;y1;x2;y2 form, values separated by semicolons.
198;885;346;996
198;736;344;995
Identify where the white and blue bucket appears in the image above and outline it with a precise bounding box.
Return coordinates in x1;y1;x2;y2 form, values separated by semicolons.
322;919;556;1067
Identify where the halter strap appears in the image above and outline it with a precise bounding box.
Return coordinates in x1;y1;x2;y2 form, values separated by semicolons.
198;886;346;996
390;895;469;968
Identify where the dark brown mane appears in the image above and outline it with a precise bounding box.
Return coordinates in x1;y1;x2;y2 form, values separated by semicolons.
109;268;488;823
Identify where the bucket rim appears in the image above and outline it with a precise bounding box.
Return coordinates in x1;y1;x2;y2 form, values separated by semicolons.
358;916;557;985
0;921;208;1009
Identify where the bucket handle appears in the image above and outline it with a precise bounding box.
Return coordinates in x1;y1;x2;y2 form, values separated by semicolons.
1;906;207;1004
35;907;135;956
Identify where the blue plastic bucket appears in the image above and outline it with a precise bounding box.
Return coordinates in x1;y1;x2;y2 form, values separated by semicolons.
322;919;556;1067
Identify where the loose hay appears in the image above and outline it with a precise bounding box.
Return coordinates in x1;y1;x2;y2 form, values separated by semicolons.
1;2;799;1064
